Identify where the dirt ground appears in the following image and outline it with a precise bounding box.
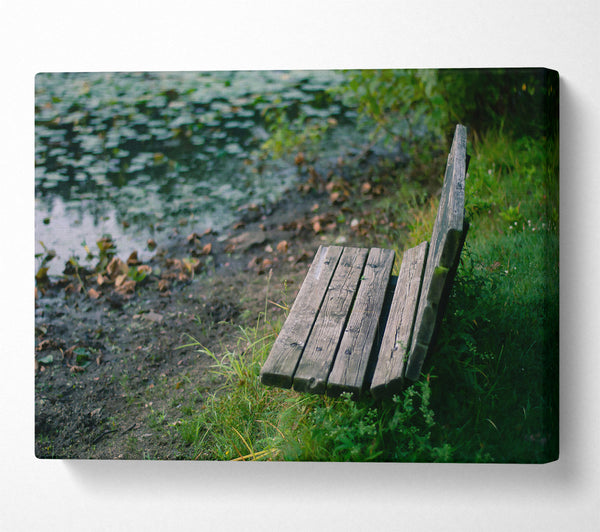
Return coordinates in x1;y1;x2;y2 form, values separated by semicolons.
34;183;369;459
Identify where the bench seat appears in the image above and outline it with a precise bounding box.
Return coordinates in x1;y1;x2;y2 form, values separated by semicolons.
260;124;468;399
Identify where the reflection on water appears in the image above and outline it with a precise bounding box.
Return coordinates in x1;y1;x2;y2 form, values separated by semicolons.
35;71;352;275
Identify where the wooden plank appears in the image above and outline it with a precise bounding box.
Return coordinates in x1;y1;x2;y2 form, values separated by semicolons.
404;124;467;381
260;245;343;388
370;242;428;398
293;247;369;394
327;248;396;397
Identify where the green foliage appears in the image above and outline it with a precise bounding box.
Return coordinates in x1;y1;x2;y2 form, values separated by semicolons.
436;68;559;139
179;320;453;462
261;102;332;158
465;131;559;232
336;68;558;145
430;227;559;462
336;69;446;146
284;382;453;462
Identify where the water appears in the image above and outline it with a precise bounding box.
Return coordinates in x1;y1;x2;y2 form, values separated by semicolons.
35;70;354;275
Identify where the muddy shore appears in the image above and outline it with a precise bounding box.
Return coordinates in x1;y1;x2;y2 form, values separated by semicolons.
34;174;377;459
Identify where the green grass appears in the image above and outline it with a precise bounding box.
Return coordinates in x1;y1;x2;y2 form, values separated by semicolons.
177;128;558;463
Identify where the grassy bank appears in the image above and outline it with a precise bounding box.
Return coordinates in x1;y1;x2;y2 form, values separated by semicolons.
175;124;559;462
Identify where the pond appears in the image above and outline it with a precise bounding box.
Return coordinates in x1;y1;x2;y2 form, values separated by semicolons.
35;70;357;276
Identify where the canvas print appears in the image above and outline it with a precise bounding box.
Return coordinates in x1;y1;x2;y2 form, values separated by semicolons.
35;68;559;462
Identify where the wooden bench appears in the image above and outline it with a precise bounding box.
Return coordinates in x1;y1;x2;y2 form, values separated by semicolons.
260;124;469;399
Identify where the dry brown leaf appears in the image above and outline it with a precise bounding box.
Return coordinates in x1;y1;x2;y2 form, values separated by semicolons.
115;273;127;288
36;339;53;351
276;240;288;254
64;283;82;294
116;279;136;294
70;365;85;373
313;221;322;234
127;251;139;265
107;257;127;278
137;264;152;275
361;182;372;194
158;279;170;292
201;242;212;255
88;288;100;299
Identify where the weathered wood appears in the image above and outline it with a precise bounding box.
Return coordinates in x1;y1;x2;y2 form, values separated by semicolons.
370;242;428;398
327;248;395;397
404;124;468;381
293;247;369;394
260;245;343;388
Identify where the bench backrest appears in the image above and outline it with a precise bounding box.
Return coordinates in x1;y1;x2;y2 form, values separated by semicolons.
404;124;468;380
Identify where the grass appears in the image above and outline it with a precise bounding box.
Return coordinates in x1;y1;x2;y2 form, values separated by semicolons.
176;127;558;463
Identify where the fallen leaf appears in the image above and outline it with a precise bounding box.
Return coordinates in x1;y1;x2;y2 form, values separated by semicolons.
36;339;53;351
115;273;127;287
137;264;152;275
264;244;274;253
107;257;127;278
276;240;288;254
37;354;54;365
361;182;372;194
158;279;170;292
97;273;106;285
70;365;85;373
313;221;322;234
183;257;200;273
201;243;212;255
88;288;100;299
329;191;342;204
64;283;82;294
116;279;136;294
127;251;139;265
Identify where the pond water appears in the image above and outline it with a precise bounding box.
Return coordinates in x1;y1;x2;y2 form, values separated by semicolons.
35;70;356;275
